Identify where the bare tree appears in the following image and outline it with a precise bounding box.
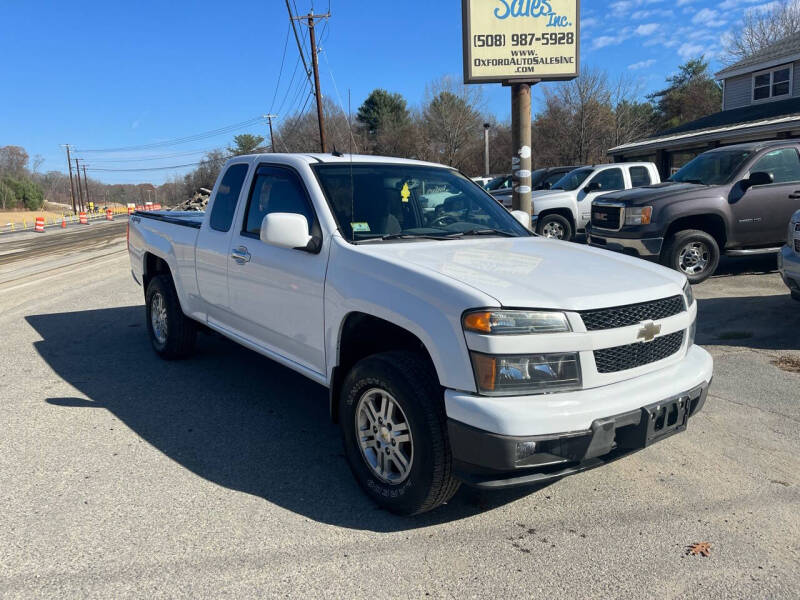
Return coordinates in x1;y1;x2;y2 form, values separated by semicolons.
0;146;29;176
420;76;485;170
723;0;800;64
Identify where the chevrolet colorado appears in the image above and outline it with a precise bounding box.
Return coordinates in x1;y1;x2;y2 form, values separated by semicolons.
588;141;800;283
128;153;712;515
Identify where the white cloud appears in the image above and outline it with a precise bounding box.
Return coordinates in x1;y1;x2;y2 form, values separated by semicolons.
678;41;706;58
635;23;659;35
581;17;599;29
628;59;657;70
692;8;718;23
677;0;695;5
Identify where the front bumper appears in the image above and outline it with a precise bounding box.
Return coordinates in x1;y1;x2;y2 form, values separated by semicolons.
449;382;708;488
445;344;713;488
587;229;664;258
778;245;800;299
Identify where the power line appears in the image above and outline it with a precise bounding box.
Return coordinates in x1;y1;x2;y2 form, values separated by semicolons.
78;148;218;163
86;162;204;172
286;0;312;86
269;23;292;114
77;116;265;153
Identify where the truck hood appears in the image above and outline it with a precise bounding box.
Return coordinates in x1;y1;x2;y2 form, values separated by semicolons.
597;182;718;205
360;237;685;311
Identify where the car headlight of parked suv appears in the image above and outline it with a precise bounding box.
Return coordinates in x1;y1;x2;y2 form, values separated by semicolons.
624;206;653;226
463;310;581;395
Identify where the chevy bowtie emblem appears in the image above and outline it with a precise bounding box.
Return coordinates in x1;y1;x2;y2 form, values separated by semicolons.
637;321;661;342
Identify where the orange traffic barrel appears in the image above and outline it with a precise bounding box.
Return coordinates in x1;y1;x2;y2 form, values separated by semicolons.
79;212;88;224
34;216;45;233
106;209;113;221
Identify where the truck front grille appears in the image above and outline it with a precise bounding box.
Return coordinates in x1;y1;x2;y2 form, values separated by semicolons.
591;205;623;230
594;331;685;373
580;296;685;331
794;223;800;253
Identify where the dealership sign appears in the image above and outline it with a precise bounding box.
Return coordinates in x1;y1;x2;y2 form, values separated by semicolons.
462;0;580;83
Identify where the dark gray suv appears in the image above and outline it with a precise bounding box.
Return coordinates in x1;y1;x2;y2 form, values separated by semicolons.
587;141;800;283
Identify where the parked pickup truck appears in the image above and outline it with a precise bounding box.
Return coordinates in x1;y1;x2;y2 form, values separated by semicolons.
128;153;712;515
532;162;660;241
492;165;579;209
588;141;800;283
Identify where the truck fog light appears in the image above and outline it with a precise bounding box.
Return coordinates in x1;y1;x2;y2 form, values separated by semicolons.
470;351;582;396
516;441;538;461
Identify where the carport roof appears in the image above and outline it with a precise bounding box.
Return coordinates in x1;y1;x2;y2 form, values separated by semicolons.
609;96;800;154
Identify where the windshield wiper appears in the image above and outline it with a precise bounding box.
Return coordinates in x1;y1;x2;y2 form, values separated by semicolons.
452;228;516;238
356;233;456;243
675;178;706;185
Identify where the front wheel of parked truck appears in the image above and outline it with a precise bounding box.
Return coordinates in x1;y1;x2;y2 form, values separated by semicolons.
661;229;720;284
340;351;460;515
145;274;197;359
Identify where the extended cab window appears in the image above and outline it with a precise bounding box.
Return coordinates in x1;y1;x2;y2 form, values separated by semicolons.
629;166;651;187
209;163;249;232
750;148;800;184
243;166;315;235
591;168;624;192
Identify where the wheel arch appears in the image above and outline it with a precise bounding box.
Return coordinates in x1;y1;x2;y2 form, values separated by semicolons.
537;207;576;230
663;213;727;251
328;312;440;423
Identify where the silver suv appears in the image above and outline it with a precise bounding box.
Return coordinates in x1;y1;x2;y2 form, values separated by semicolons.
779;209;800;301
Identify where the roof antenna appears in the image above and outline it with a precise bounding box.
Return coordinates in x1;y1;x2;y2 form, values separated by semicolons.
331;144;343;157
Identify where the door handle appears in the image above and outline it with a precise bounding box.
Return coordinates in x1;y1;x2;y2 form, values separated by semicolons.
231;246;251;264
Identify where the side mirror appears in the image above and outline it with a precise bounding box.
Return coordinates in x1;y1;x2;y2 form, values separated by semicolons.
260;213;312;249
743;171;773;190
511;210;531;229
584;181;601;193
541;182;552;190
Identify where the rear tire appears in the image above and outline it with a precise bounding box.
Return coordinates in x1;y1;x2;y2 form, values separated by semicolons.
537;213;573;241
340;351;459;515
145;274;197;359
661;229;720;284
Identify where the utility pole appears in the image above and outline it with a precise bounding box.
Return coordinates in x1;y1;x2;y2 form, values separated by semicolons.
263;114;278;152
510;82;536;216
63;144;77;214
483;123;491;178
291;10;330;153
82;164;91;211
74;158;85;213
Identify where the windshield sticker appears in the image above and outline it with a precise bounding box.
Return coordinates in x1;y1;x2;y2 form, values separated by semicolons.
351;222;370;232
401;182;411;203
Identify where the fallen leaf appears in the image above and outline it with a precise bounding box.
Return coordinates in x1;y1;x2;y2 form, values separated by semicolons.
686;542;712;557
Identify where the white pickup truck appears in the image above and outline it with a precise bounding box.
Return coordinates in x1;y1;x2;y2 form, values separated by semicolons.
533;162;661;241
128;153;712;515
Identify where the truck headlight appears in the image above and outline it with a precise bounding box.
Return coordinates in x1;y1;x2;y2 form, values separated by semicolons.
624;206;652;225
463;310;571;335
470;352;581;396
683;280;694;308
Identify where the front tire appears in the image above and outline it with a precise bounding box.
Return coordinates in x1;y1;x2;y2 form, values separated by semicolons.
340;351;459;515
537;213;573;241
661;229;720;284
145;274;197;359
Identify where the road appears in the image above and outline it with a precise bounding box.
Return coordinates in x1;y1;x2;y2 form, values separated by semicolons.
0;228;798;599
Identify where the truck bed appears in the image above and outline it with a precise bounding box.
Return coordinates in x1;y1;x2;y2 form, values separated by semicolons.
133;210;204;229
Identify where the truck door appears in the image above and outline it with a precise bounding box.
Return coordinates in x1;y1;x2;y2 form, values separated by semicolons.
196;163;250;319
734;147;800;246
225;164;327;376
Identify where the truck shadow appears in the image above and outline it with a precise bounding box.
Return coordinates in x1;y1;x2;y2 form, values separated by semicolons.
711;254;777;278
697;293;800;351
26;307;541;532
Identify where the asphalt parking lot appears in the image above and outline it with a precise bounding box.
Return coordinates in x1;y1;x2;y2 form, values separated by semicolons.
0;234;798;599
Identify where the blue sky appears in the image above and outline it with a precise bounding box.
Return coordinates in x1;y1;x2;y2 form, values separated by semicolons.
0;0;775;184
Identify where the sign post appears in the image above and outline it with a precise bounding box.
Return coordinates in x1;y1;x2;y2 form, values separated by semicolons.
462;0;580;215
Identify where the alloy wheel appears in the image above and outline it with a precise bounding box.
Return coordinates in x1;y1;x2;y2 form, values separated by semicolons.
355;388;413;484
678;241;710;276
150;291;168;345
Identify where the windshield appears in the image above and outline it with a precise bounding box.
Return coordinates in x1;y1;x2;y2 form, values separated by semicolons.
313;164;530;242
552;167;592;191
669;150;754;185
485;175;511;191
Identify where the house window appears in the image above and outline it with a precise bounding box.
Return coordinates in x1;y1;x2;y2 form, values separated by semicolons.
753;65;792;101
